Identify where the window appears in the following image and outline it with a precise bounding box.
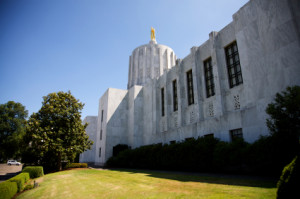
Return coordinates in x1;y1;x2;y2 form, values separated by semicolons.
186;70;194;105
185;137;193;141
225;41;243;88
161;88;165;116
172;80;178;111
203;57;215;98
230;128;243;142
101;110;104;122
204;133;214;138
170;140;176;144
99;147;101;157
100;130;102;140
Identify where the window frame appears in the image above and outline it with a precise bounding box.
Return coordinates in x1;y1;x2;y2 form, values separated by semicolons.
204;133;214;138
230;128;243;142
203;57;215;98
161;87;165;117
101;110;104;122
225;41;243;88
186;70;195;105
172;79;178;112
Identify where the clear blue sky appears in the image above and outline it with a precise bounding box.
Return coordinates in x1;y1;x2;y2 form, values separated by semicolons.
0;0;248;119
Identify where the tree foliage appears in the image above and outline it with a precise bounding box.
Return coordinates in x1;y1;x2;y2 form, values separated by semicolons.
25;91;93;171
266;85;300;142
0;101;28;161
265;86;300;172
277;155;299;199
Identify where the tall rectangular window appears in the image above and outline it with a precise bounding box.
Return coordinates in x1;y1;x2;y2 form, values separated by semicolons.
230;128;243;142
161;87;165;116
203;57;215;98
99;147;101;157
172;80;178;111
204;133;214;138
101;110;104;122
225;41;243;88
100;130;102;140
186;70;194;105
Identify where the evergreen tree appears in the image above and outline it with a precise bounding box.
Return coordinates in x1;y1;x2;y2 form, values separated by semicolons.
25;91;93;171
266;86;300;142
266;86;300;175
0;101;28;161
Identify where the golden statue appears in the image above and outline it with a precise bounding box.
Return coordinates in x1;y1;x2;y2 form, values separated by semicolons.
151;27;156;41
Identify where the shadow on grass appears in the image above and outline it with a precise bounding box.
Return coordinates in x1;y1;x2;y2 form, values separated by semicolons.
109;168;277;189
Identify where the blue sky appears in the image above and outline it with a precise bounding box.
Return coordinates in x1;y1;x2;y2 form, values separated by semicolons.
0;0;248;119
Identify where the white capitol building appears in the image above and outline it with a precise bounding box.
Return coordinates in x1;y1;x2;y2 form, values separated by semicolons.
80;0;300;166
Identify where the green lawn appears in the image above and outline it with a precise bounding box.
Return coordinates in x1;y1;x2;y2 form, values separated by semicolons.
17;169;276;199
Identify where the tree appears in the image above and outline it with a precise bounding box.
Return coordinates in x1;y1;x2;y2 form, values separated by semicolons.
0;101;28;162
277;155;299;199
25;91;93;171
266;85;300;141
265;86;300;175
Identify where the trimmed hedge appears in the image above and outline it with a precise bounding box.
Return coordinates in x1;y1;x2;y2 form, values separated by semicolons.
66;163;88;168
21;172;30;182
0;181;18;199
7;173;29;192
22;166;44;179
106;135;299;176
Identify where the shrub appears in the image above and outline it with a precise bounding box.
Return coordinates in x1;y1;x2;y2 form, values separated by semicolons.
0;181;18;199
106;137;220;172
66;163;88;168
21;172;30;182
213;139;249;173
277;155;299;199
24;184;34;191
22;166;44;179
113;144;130;157
7;173;29;192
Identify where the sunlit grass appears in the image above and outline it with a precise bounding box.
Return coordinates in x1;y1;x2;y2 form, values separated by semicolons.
17;169;276;199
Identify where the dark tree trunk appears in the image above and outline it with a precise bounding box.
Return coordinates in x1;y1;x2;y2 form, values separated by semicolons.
57;152;62;171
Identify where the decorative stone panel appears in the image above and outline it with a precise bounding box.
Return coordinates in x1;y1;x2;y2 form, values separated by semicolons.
174;115;178;128
190;111;195;124
208;102;214;117
234;95;240;110
161;117;167;132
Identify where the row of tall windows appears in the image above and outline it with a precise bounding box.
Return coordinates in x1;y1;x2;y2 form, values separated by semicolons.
161;41;243;116
203;41;242;98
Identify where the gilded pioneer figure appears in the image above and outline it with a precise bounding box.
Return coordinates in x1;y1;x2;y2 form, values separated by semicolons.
151;27;155;41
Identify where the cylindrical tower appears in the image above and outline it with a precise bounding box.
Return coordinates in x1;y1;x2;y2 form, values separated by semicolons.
127;38;177;89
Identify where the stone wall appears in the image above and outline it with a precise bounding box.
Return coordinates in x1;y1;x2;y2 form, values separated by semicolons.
80;0;300;164
79;116;97;163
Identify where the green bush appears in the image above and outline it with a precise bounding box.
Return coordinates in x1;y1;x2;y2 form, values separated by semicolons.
213;139;249;173
66;163;88;168
113;144;130;157
107;137;220;172
24;184;34;191
106;134;298;176
22;166;44;179
0;181;18;199
277;155;299;199
21;172;30;182
7;173;29;192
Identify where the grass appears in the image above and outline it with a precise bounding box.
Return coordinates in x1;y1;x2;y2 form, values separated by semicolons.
16;168;276;199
